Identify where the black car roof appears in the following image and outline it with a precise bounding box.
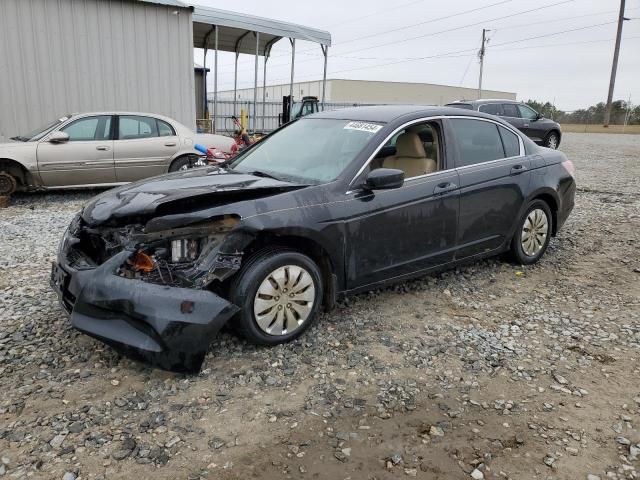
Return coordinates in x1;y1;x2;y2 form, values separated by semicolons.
311;105;499;123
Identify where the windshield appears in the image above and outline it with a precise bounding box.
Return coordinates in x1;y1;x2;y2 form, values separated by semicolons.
13;116;71;141
229;118;383;184
290;103;303;119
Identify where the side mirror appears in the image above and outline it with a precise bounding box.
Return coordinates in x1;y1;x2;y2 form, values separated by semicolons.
49;131;70;143
364;168;404;190
535;113;543;120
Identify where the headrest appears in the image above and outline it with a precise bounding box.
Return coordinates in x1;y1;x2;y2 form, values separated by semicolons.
407;126;434;143
395;133;427;158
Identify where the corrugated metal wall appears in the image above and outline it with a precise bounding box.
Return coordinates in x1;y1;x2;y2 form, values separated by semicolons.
0;0;195;142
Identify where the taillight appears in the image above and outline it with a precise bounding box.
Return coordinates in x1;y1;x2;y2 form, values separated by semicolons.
562;159;576;177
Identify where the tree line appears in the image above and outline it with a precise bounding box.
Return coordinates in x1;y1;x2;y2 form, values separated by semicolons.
525;99;639;125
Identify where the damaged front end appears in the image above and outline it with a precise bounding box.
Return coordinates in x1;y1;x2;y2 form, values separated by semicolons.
51;212;249;372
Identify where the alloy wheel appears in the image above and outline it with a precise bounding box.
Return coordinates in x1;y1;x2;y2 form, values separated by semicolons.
253;265;316;336
546;134;558;149
521;208;549;257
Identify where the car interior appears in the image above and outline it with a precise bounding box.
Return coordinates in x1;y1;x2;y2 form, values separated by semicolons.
370;122;441;179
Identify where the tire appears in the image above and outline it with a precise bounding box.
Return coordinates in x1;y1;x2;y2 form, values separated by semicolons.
0;171;17;196
544;131;559;149
169;155;197;172
510;199;553;265
229;248;323;345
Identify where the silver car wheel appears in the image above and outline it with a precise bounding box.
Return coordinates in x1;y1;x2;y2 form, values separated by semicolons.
179;164;190;171
521;208;549;257
546;133;558;149
253;265;316;336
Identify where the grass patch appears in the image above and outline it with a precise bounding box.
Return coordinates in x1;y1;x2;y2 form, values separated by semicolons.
561;124;640;134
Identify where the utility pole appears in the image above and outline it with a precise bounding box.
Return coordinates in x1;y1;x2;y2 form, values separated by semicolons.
604;0;628;127
478;29;489;100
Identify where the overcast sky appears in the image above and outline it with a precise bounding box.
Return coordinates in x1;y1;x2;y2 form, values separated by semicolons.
193;0;640;111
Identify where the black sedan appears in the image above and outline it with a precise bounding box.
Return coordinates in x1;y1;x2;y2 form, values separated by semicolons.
51;105;576;372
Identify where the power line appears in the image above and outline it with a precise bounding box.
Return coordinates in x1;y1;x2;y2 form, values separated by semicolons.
223;0;578;76
218;0;514;69
493;5;639;31
487;20;616;49
327;0;512;47
492;34;640;52
327;0;577;57
214;21;623;90
324;0;427;28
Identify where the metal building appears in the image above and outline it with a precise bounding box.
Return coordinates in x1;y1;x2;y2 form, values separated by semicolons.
0;0;196;142
221;78;517;105
0;0;331;142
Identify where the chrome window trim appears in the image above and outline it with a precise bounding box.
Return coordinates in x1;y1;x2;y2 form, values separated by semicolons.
346;115;524;193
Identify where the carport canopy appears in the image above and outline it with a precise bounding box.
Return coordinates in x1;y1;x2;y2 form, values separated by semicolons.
192;6;331;56
191;5;332;132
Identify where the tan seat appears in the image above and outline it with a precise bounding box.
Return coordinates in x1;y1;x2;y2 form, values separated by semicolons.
383;132;437;178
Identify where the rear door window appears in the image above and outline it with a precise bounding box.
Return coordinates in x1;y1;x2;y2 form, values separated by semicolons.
502;104;520;118
118;116;159;140
479;103;502;115
450;118;505;167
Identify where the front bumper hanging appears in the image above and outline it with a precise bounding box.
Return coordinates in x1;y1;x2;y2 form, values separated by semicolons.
51;249;239;373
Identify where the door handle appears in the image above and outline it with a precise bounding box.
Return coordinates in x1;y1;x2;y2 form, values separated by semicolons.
433;182;457;195
96;146;110;151
164;142;177;147
510;164;527;175
523;123;529;127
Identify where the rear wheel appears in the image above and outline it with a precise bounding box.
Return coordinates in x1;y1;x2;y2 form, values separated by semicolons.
169;155;199;172
544;131;559;149
0;171;17;196
510;200;552;265
229;249;323;345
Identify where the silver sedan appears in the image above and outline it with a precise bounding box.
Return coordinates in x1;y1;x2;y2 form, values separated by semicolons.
0;112;235;195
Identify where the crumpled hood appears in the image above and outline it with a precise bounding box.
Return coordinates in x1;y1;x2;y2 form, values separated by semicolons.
82;167;302;226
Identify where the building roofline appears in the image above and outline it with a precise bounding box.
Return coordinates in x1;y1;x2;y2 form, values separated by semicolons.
134;0;192;9
217;78;516;96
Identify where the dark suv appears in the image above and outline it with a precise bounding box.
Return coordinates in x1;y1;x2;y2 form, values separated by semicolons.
446;99;562;149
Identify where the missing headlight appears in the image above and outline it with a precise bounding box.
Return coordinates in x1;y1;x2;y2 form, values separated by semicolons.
171;238;201;263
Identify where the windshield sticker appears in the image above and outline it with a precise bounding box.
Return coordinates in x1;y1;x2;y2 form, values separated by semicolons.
343;121;383;133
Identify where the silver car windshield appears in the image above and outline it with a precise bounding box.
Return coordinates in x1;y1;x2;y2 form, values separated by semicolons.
13;116;71;142
230;118;383;184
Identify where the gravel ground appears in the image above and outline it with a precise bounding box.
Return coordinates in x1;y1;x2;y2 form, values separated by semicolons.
0;132;639;480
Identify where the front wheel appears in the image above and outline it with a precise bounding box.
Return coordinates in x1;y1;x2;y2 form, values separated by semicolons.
0;172;17;196
510;200;552;265
544;132;559;149
229;249;323;345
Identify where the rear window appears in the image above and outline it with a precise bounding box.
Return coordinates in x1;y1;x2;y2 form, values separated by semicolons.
498;126;520;157
446;103;473;110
